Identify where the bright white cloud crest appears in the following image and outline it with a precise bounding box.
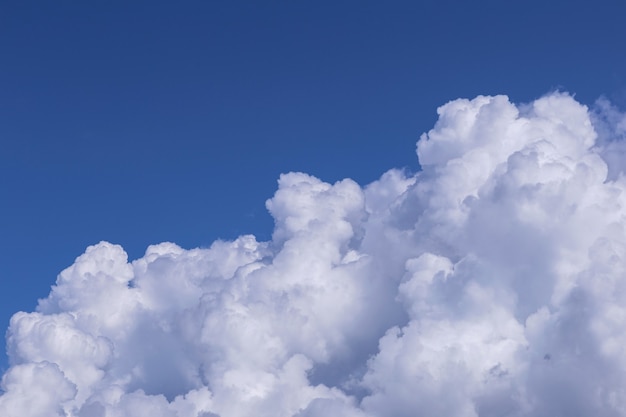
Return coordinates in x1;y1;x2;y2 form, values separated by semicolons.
3;93;626;416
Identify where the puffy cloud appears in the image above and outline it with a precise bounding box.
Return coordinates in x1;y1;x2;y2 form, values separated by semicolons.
0;362;77;417
2;92;626;416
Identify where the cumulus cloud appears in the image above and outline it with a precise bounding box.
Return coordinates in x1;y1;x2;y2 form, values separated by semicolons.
2;92;626;416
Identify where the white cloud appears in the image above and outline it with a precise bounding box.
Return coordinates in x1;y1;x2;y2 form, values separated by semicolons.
3;93;626;416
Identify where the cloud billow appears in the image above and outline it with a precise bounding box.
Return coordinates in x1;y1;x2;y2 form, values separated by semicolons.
2;92;626;416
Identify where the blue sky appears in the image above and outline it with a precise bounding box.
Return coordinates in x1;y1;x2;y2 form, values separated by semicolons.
1;0;625;374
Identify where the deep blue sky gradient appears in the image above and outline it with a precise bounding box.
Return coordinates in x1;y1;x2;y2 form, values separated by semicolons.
2;0;626;372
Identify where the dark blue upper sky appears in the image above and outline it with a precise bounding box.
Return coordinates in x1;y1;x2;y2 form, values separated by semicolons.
1;0;625;371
